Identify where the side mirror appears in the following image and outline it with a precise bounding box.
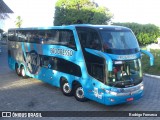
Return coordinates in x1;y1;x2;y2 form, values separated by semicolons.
140;49;154;66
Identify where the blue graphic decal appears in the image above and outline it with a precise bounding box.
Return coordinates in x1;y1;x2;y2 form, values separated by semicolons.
26;50;40;74
48;64;51;69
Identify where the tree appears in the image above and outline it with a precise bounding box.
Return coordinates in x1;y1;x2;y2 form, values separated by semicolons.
15;16;23;28
54;0;113;25
113;22;160;45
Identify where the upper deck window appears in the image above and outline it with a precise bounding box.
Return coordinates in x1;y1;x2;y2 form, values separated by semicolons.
76;27;102;50
100;29;140;54
8;29;77;50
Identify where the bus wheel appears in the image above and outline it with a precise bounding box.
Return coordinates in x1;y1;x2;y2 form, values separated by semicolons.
74;84;87;102
61;81;73;96
15;64;21;76
20;66;27;78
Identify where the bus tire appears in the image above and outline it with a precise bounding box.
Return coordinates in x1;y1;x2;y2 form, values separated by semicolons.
74;84;87;102
20;66;27;78
15;64;21;76
60;80;73;96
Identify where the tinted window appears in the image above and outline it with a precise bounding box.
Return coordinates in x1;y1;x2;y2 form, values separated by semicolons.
17;31;28;42
44;29;76;50
100;30;140;54
9;29;76;50
76;28;102;50
100;30;139;50
8;30;17;41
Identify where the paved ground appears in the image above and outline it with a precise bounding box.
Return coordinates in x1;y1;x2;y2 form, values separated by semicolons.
0;45;160;120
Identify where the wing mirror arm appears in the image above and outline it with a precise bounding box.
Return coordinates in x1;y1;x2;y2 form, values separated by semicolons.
141;49;154;66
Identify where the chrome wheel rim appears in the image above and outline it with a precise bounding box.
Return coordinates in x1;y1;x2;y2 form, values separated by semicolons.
76;87;84;99
63;83;71;93
17;67;20;74
21;68;25;77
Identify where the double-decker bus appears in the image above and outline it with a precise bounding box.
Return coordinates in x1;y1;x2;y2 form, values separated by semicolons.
8;24;154;105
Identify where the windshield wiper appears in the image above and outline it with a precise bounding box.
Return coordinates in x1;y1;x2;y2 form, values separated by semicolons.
111;79;132;87
110;81;125;87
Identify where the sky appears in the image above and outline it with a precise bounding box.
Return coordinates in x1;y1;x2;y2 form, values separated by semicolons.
95;0;160;25
2;0;160;31
3;0;56;30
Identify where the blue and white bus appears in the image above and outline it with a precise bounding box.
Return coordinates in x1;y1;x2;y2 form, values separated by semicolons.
8;24;154;105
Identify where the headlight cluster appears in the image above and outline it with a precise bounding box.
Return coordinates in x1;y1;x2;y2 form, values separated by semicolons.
105;90;118;96
110;91;118;96
105;82;144;96
140;85;144;90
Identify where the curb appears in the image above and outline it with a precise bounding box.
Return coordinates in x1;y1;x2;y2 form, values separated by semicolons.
144;74;160;79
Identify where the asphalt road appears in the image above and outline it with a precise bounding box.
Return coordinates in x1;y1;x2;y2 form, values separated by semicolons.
0;44;160;120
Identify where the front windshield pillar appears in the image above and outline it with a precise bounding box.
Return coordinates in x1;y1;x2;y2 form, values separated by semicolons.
93;51;113;84
138;59;142;77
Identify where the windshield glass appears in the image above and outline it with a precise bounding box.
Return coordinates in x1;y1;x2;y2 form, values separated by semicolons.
107;59;142;88
100;30;140;54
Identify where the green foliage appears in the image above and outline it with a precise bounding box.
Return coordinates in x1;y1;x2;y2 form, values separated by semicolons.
142;49;160;75
113;22;160;45
54;0;113;25
15;16;23;28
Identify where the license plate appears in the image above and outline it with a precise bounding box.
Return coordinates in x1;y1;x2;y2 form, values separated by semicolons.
127;97;134;101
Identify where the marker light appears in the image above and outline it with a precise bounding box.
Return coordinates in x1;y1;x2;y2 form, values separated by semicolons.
140;85;144;90
109;98;115;102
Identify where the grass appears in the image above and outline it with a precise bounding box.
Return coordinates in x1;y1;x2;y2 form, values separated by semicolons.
142;49;160;75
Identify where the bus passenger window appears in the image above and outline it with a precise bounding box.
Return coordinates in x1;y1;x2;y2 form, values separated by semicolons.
76;28;101;50
67;35;76;49
8;31;17;41
90;36;101;50
44;30;59;44
60;30;76;50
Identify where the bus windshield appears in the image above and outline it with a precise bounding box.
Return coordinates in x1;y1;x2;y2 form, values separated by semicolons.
100;30;140;54
107;59;142;88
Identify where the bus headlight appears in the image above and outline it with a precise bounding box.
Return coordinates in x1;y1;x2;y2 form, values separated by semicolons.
105;90;118;96
140;85;144;90
110;91;118;96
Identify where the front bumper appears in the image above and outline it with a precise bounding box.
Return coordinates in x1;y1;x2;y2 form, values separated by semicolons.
104;89;143;105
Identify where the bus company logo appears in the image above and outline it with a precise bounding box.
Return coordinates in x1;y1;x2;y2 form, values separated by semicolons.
93;87;103;99
118;55;137;60
50;48;73;56
2;112;11;117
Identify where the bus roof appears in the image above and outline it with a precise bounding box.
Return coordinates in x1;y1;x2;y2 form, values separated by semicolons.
71;24;131;31
8;24;131;31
